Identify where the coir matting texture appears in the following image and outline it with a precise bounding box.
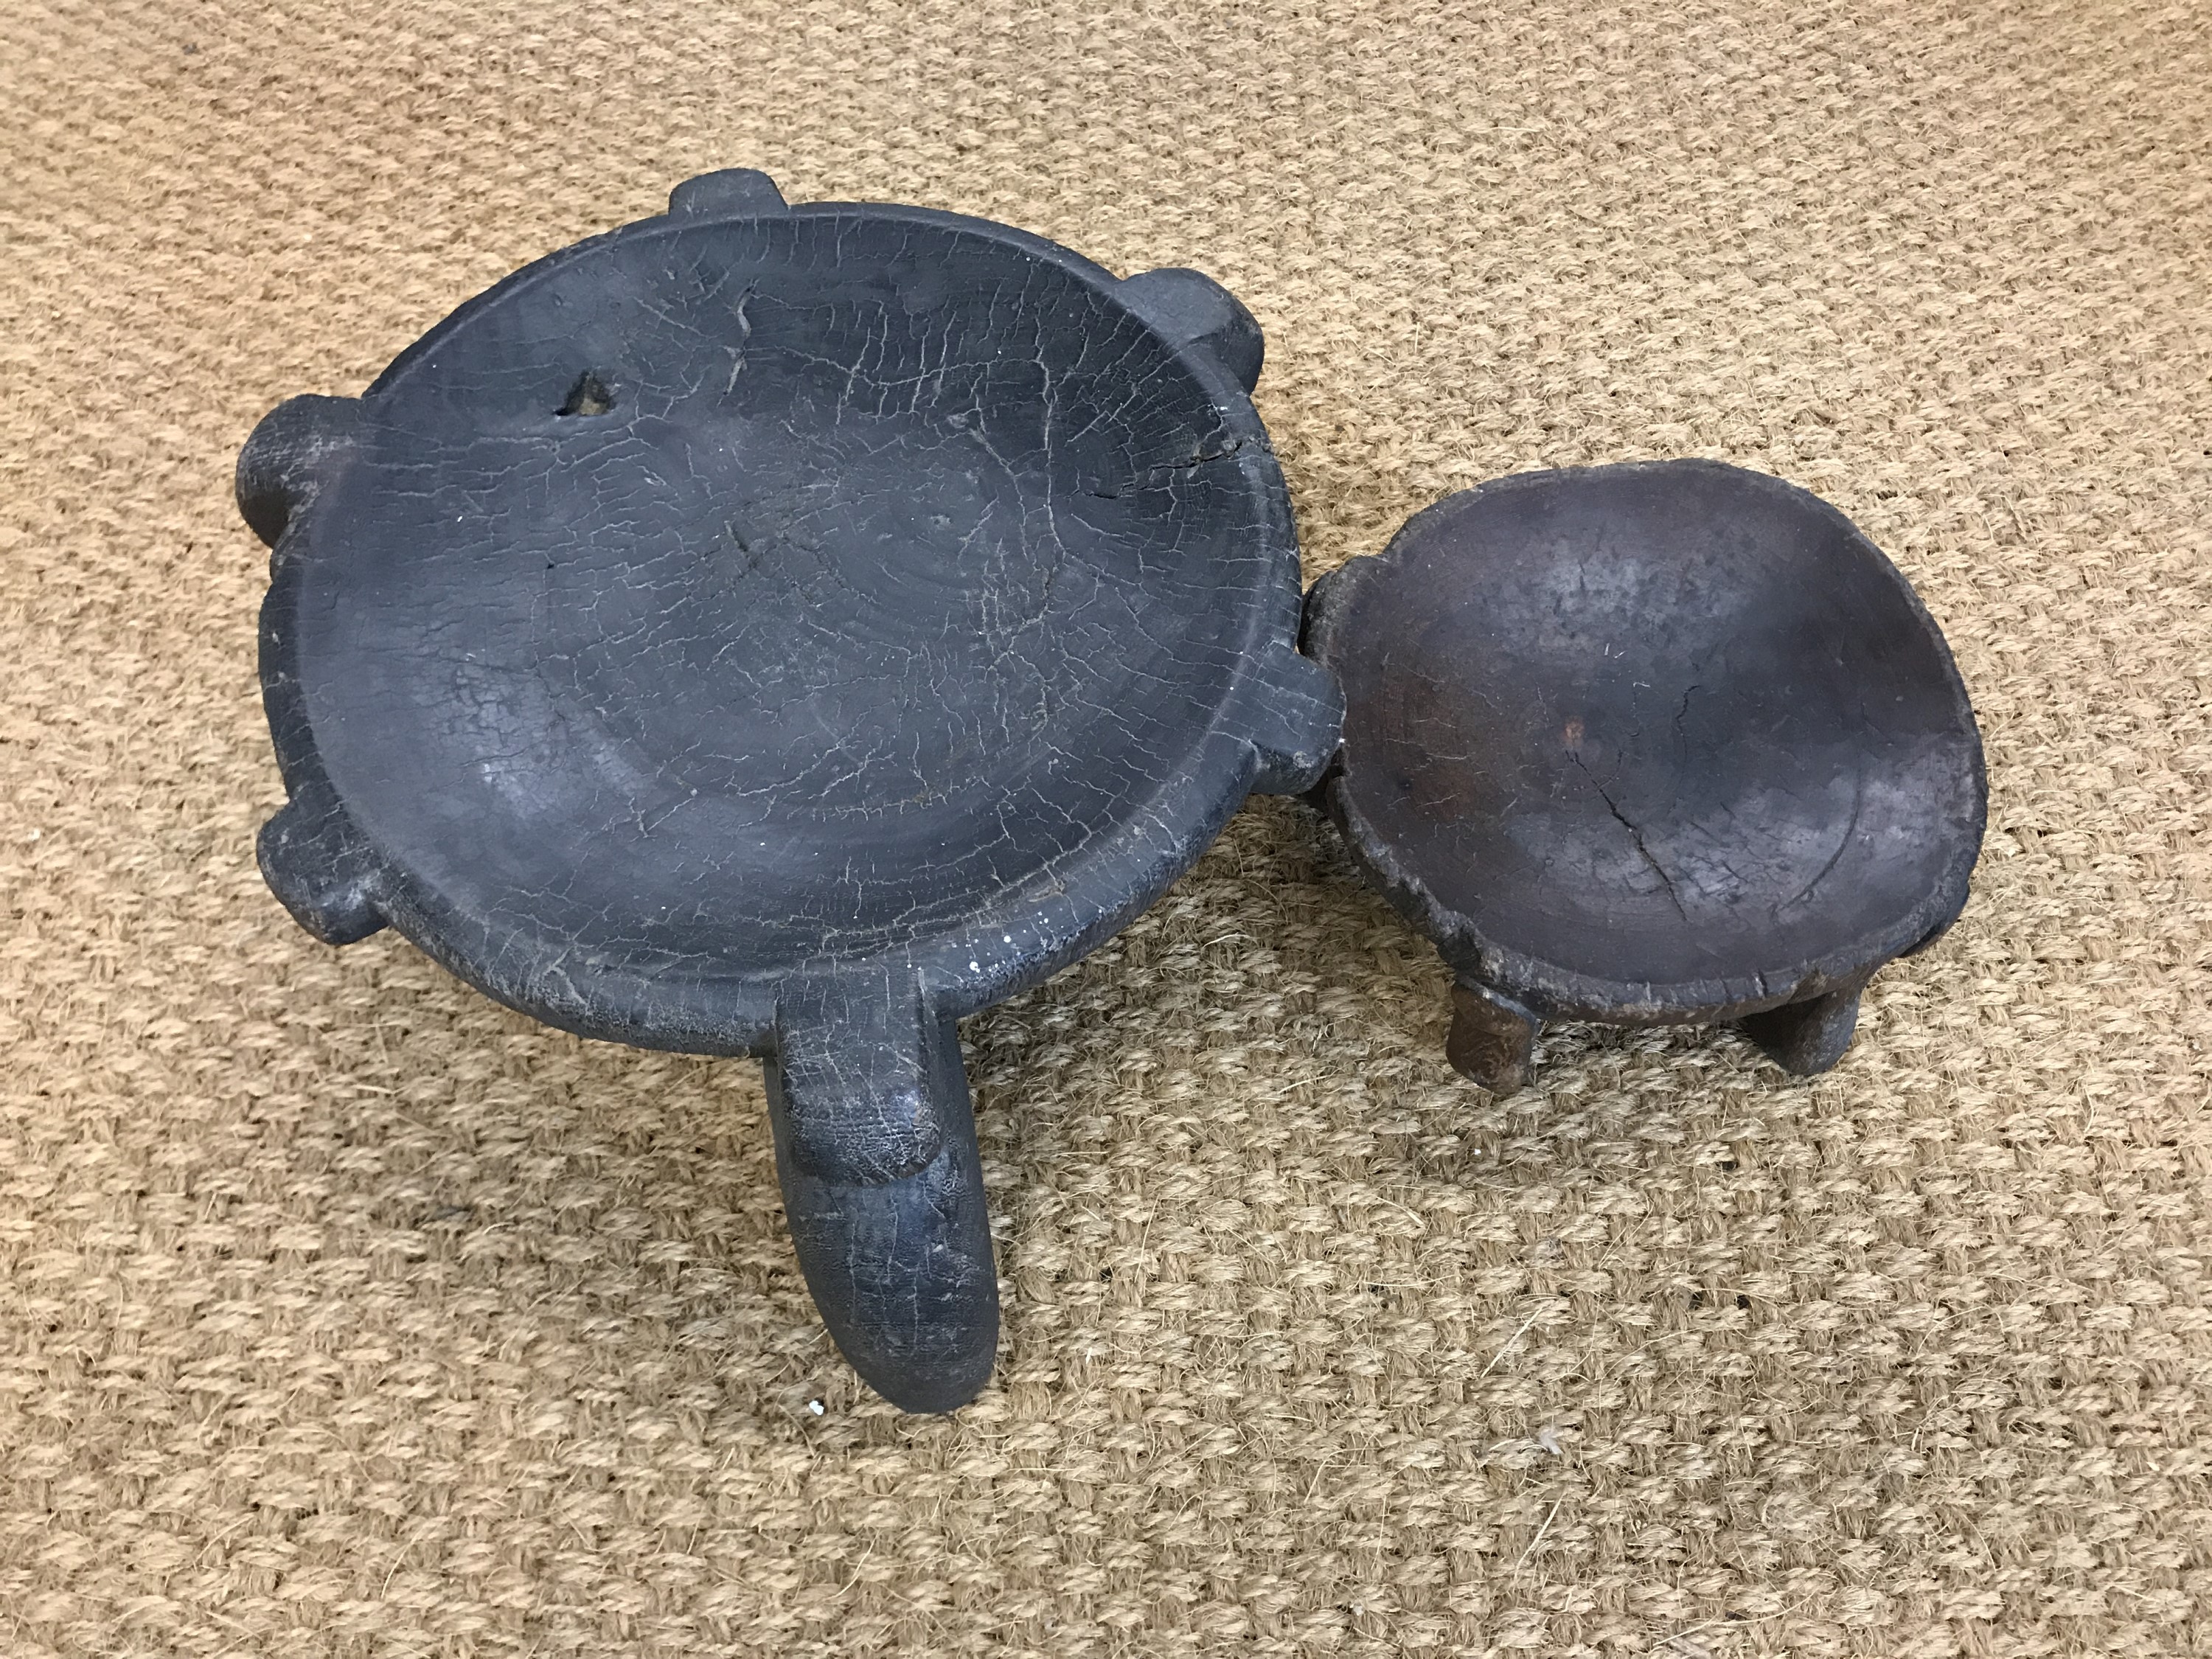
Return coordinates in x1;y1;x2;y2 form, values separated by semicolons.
2;3;2208;1655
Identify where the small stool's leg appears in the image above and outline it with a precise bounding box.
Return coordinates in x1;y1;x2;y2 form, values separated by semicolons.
1740;985;1863;1076
1447;981;1541;1093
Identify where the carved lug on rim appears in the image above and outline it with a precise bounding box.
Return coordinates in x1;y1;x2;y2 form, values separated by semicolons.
1242;650;1345;795
667;168;790;218
236;394;360;550
1120;267;1265;392
258;793;386;945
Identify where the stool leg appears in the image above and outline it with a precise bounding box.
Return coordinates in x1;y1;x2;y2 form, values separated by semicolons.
768;970;998;1413
1740;985;1863;1076
1447;981;1541;1093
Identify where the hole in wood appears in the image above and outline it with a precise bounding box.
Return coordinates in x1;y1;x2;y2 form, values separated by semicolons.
557;372;614;417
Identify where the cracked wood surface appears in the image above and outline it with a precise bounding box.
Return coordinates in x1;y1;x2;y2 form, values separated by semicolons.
241;178;1340;1411
2;0;2208;1654
1304;462;1985;1045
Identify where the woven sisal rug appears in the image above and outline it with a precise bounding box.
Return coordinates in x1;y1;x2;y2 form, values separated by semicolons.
2;1;2207;1653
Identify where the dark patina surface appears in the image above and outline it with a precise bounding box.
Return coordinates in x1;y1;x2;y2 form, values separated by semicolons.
1304;459;1986;1091
241;170;1341;1411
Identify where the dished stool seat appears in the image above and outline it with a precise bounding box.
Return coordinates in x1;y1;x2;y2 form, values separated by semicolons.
240;170;1342;1411
1303;459;1986;1091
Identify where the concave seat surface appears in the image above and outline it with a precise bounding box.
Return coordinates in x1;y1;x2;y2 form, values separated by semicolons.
249;175;1338;1414
290;210;1273;991
1311;461;1983;1014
